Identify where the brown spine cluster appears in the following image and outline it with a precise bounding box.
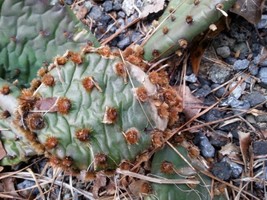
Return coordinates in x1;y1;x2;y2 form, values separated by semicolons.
45;136;58;150
136;86;148;102
0;85;10;95
75;128;91;142
95;153;107;169
42;74;55;87
57;97;72;114
82;77;95;92
124;128;140;145
26;113;45;130
103;107;117;124
160;161;174;174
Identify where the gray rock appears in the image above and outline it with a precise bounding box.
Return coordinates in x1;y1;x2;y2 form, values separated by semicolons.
254;54;267;67
257;15;267;29
230;82;246;99
17;180;39;196
118;11;126;18
216;46;231;58
117;36;130;49
243;91;266;107
65;0;74;5
249;64;259;75
113;0;122;11
195;85;211;98
233;59;250;70
103;1;113;12
211;84;226;98
208;64;232;84
211;162;232;180
203;109;223;122
88;6;103;21
258;67;267;88
255;115;267;122
209;130;229;147
222;157;243;179
194;133;215;158
185;74;197;83
253;141;267;156
231;100;250;115
131;31;142;43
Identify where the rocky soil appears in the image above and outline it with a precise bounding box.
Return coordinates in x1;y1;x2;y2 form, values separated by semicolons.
2;0;267;199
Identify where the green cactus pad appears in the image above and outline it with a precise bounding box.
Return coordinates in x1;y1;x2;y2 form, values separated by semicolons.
0;0;99;87
0;78;36;165
142;0;236;61
14;48;182;172
145;145;215;200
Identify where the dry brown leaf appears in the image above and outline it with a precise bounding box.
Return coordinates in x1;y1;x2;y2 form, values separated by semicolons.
219;143;240;157
230;0;265;24
128;180;151;196
35;97;58;112
238;131;251;172
92;172;107;198
0;140;7;160
176;86;203;120
1;178;21;199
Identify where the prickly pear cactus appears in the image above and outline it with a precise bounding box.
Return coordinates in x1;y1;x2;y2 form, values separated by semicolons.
142;0;236;61
0;0;99;87
0;78;36;165
145;145;216;200
10;47;182;173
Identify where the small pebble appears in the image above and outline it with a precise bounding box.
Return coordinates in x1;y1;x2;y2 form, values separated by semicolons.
103;1;113;12
222;157;243;178
255;114;267;122
65;0;74;5
253;141;267;156
257;15;267;29
209;130;229;148
208;65;231;84
216;46;231;58
113;0;122;11
211;84;226;98
253;54;267;67
203;94;217;106
118;11;126;18
194;133;215;158
258;67;267;88
233;42;249;59
194;85;211;98
117;36;131;49
17;180;39;196
131;31;142;43
229;82;246;99
233;59;250;70
185;74;197;83
203;109;223;122
243;91;266;107
211;161;232;180
231;100;250;115
249;64;259;75
88;6;103;21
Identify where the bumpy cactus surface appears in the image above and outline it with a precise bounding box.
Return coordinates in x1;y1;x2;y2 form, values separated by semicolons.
1;47;182;173
142;0;236;61
0;78;36;165
145;145;215;200
0;0;99;87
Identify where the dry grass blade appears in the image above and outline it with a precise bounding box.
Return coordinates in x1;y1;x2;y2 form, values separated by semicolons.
116;168;199;185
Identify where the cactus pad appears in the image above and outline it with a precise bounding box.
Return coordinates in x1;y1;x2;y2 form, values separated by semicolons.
0;78;37;165
142;0;236;61
0;0;99;87
12;47;182;173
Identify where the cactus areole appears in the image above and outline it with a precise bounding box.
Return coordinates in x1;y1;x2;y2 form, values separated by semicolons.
142;0;236;61
0;47;182;173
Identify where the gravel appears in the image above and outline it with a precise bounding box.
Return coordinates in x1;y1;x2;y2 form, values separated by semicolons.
194;133;215;158
216;46;231;58
233;59;250;70
117;36;131;49
253;141;267;156
258;67;267;87
243;91;266;107
88;6;103;20
211;162;232;180
208;65;231;84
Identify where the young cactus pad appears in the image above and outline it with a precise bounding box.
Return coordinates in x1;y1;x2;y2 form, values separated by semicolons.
0;78;37;165
13;47;182;173
145;145;215;200
142;0;236;61
0;0;99;87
